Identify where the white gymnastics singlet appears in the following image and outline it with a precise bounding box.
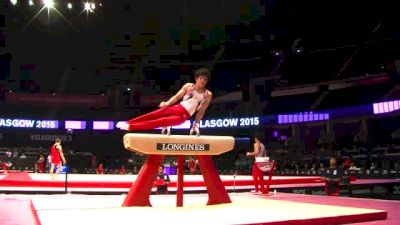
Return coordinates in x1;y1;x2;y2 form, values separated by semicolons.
180;84;209;116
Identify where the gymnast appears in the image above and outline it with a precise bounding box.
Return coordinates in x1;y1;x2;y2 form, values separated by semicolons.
117;67;212;136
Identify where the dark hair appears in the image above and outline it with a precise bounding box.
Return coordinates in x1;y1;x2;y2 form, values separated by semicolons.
194;67;211;80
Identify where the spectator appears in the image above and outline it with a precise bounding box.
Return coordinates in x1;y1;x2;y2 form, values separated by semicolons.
369;162;376;170
188;156;197;175
155;166;170;194
5;149;12;158
12;149;19;158
349;162;361;171
133;165;138;174
46;154;52;173
310;163;317;171
321;157;343;196
96;163;104;174
342;157;351;170
394;160;399;170
319;163;325;171
20;153;27;159
1;160;12;174
119;165;126;175
37;154;45;173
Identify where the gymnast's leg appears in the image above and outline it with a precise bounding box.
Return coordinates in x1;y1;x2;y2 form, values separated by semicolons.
124;104;190;131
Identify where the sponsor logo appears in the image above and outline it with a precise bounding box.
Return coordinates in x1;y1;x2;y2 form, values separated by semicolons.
156;143;209;151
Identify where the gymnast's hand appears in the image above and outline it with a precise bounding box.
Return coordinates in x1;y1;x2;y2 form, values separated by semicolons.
190;122;200;136
159;101;169;108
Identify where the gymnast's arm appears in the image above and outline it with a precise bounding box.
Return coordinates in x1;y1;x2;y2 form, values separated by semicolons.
159;83;192;108
246;142;260;157
193;91;213;124
57;145;67;164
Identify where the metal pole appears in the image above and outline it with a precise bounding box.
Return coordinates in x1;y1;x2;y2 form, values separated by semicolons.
64;165;68;194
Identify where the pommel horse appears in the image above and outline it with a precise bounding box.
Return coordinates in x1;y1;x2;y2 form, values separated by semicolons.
122;133;235;207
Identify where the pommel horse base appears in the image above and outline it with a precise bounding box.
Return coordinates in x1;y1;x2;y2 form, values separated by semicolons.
122;133;235;207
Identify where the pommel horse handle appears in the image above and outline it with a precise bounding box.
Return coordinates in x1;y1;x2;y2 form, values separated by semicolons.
122;133;235;207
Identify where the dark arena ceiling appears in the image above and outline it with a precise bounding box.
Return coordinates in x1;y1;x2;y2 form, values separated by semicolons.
1;0;399;95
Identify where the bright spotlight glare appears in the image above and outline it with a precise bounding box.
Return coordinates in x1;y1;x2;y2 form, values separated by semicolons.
10;0;17;5
67;2;72;9
90;3;95;10
42;0;54;9
84;2;91;11
29;0;34;6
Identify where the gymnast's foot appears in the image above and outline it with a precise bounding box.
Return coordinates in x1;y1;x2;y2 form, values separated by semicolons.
116;121;129;130
161;126;171;135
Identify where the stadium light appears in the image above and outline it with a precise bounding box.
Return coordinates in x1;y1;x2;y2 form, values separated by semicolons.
84;2;92;12
10;0;17;5
67;2;72;9
29;0;34;6
42;0;54;9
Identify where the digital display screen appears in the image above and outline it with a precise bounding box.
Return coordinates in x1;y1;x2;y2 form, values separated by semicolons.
93;121;114;130
65;120;86;130
373;100;400;114
278;113;329;124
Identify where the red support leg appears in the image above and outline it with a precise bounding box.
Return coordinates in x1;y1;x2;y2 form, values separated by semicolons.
176;156;184;207
196;155;231;205
122;155;164;207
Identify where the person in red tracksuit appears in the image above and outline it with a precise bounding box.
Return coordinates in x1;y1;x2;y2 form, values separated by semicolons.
49;138;67;180
117;68;212;136
37;154;45;173
96;163;104;174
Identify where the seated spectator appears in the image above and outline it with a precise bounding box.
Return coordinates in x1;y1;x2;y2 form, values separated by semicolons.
188;156;197;175
369;162;376;170
394;161;399;170
349;162;361;171
342;158;351;170
12;149;19;158
310;163;317;171
1;160;12;174
319;163;325;171
5;149;12;158
119;165;127;175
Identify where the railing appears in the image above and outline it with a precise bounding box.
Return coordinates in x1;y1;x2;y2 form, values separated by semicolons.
276;169;400;179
